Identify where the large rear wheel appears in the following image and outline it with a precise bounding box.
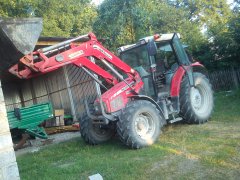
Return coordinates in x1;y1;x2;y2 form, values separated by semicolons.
180;72;213;124
117;100;164;149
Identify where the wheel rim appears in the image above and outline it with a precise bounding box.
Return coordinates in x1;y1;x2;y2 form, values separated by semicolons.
134;112;155;140
190;83;211;116
191;88;202;109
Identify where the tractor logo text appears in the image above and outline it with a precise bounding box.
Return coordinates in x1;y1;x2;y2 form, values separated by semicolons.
93;45;112;59
68;50;84;59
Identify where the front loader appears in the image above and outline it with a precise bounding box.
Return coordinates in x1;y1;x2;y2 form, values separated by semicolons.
1;18;213;149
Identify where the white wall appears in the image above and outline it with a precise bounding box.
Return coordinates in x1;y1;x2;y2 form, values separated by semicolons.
0;81;20;180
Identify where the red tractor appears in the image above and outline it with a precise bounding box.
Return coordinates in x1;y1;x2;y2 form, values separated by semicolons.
6;19;213;148
80;33;214;148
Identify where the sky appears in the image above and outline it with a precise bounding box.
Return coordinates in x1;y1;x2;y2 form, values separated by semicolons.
92;0;103;5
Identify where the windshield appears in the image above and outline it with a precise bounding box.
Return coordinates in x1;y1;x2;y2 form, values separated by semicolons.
155;42;177;71
120;45;150;71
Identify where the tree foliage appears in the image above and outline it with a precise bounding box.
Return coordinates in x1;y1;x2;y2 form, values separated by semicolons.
0;0;97;37
93;0;205;51
164;0;240;70
0;0;239;69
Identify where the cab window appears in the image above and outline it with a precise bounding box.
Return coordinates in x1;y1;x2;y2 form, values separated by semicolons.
155;42;178;73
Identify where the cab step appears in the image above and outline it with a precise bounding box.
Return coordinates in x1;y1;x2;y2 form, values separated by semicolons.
169;117;183;123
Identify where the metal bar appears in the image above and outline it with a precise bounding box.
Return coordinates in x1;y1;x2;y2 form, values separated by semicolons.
101;59;137;94
84;99;109;124
41;34;89;53
81;66;108;90
43;44;69;56
63;66;77;121
101;59;123;80
89;56;104;95
88;57;115;121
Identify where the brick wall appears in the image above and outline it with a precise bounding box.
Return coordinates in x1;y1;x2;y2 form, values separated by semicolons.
0;81;20;180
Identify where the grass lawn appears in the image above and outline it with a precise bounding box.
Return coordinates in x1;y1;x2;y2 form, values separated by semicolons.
17;90;240;180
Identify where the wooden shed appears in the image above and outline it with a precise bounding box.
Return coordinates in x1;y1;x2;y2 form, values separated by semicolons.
1;36;98;122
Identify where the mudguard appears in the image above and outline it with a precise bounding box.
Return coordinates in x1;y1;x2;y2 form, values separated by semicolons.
170;62;205;97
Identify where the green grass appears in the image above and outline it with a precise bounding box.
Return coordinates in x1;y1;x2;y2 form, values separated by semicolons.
17;90;240;180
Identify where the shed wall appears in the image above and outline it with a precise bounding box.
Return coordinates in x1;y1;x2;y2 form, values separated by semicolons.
2;65;97;121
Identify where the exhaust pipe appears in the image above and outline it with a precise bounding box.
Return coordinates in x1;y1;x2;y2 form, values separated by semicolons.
0;18;42;74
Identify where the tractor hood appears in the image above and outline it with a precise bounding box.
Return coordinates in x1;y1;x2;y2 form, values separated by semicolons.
0;17;42;74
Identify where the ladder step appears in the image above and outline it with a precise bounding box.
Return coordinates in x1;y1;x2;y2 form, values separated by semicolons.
169;117;182;123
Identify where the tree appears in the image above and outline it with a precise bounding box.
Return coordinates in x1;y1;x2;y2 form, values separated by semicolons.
0;0;97;37
34;0;98;37
93;0;138;48
165;0;232;25
0;0;35;17
165;0;240;70
93;0;205;51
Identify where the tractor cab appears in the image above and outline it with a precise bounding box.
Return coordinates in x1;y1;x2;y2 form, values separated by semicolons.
118;33;190;100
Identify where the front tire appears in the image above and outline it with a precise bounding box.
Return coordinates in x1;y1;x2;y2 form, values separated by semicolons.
117;100;164;149
80;114;115;145
180;72;213;124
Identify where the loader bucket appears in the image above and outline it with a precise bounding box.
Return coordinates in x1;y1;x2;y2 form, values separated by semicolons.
0;18;42;73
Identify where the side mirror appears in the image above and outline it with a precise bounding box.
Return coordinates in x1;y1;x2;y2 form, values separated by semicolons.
147;39;157;56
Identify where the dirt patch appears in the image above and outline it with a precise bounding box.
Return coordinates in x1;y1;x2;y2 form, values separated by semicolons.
150;155;175;172
149;155;207;179
15;132;80;157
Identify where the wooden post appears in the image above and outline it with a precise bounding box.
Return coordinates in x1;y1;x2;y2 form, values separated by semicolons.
232;66;239;89
18;82;25;107
30;79;37;104
0;81;20;180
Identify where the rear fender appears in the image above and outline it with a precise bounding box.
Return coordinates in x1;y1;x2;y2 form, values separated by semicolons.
192;62;208;76
170;62;206;97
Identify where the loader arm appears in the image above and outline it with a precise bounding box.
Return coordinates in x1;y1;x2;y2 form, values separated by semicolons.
9;32;139;87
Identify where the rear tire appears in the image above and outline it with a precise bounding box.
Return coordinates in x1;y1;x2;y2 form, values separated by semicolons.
180;72;213;124
117;100;164;149
80;113;115;145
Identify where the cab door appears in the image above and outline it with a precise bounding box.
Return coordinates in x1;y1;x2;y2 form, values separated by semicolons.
171;33;190;65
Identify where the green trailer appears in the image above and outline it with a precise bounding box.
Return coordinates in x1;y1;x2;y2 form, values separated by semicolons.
7;102;53;140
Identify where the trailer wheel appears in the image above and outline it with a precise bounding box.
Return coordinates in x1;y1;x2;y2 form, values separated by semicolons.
80;113;115;145
180;72;213;124
117;100;164;149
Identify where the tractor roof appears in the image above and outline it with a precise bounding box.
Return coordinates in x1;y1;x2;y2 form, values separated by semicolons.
118;33;180;53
